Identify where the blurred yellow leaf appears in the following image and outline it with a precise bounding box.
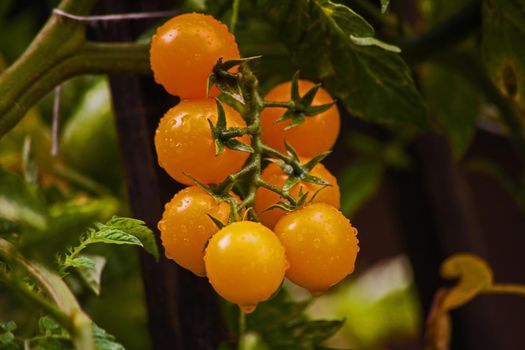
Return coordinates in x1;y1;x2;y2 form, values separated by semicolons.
440;253;493;310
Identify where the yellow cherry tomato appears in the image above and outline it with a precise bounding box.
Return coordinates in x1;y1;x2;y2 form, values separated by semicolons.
158;186;233;276
154;98;250;185
261;80;340;157
149;13;240;98
204;221;288;313
254;161;340;229
274;203;359;295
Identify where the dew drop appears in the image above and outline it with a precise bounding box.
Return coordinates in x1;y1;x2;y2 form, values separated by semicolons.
310;290;325;297
313;238;321;248
240;304;257;314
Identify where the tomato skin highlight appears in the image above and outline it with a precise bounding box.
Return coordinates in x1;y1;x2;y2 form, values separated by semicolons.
158;186;233;276
204;221;288;313
261;80;340;157
154;98;250;185
274;203;359;295
149;13;240;98
254;161;340;229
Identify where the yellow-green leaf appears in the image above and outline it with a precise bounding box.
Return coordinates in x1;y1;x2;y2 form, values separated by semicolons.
440;253;493;310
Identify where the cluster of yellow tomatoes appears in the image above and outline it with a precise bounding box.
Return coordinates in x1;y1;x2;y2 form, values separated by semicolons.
149;13;359;313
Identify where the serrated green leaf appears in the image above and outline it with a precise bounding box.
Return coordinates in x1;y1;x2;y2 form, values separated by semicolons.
68;256;96;269
0;321;18;350
104;217;158;260
258;0;428;128
38;316;62;334
92;228;143;246
92;323;124;350
224;138;254;153
0;166;47;230
0;321;16;333
481;0;525;112
76;254;107;295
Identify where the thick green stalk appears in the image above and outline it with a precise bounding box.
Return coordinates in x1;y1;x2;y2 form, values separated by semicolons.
0;238;93;349
0;0;150;139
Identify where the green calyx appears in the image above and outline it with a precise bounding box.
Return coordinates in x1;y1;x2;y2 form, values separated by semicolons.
202;62;336;223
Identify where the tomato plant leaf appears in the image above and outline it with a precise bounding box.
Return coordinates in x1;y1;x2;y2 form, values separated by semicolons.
481;0;525;113
76;254;107;296
92;228;143;246
92;323;125;350
104;217;159;260
257;0;428;128
440;253;493;310
68;256;96;269
0;321;18;350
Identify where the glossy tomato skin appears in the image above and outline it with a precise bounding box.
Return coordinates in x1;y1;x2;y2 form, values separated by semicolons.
254;161;340;229
158;186;233;276
261;80;340;157
150;13;240;98
204;221;288;313
274;203;359;295
155;98;250;185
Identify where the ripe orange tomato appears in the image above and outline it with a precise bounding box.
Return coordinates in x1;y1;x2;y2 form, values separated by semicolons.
149;13;240;99
204;221;288;313
261;80;340;157
254;161;340;228
154;98;250;185
158;186;233;276
274;203;359;295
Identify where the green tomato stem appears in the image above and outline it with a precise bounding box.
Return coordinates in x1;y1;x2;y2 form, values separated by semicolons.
0;238;94;349
262;100;294;109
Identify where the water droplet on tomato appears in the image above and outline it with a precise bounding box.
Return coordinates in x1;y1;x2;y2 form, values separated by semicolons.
240;304;256;314
310;290;325;297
